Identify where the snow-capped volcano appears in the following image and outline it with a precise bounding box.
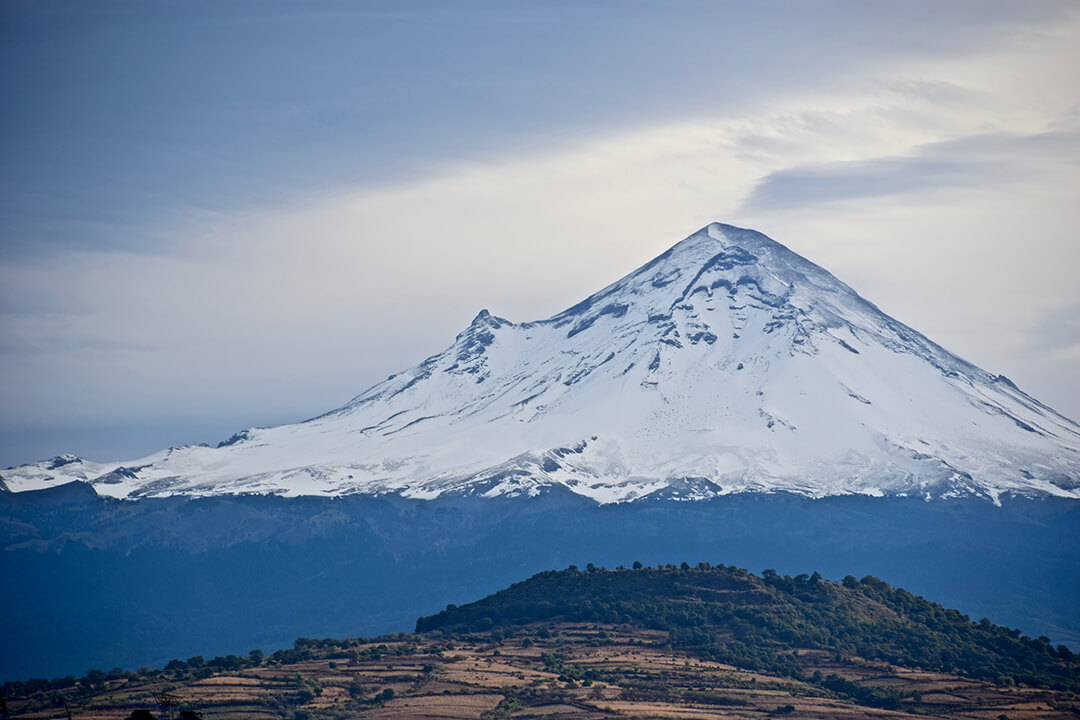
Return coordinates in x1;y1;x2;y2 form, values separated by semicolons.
4;223;1079;503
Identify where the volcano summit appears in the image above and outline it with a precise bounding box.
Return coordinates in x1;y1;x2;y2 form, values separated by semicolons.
4;223;1079;503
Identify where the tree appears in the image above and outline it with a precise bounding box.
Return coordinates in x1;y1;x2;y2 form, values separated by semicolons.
632;561;643;570
82;670;106;691
164;659;188;673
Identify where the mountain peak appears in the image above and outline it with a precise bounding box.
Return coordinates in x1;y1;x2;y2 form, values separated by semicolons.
666;222;787;260
468;308;509;329
3;224;1077;503
455;308;510;350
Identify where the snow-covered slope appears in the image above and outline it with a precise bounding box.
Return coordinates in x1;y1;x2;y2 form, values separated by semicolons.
4;223;1079;503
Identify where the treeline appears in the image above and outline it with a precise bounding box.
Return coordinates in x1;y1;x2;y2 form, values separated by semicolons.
3;650;270;701
0;635;419;703
0;634;434;719
416;563;1080;696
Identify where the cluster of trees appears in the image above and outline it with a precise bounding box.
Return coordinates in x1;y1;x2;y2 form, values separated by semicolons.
416;563;1080;699
762;571;1078;690
3;637;352;701
3;651;279;702
1;664;145;703
2;630;452;717
162;649;266;678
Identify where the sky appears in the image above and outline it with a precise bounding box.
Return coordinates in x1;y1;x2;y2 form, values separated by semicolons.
1;0;1078;468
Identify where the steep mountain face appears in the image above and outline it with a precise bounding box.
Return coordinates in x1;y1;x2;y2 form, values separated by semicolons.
4;223;1079;502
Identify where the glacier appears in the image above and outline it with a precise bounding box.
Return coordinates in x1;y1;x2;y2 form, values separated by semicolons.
4;223;1079;503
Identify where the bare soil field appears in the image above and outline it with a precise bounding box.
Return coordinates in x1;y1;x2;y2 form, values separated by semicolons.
5;624;1078;719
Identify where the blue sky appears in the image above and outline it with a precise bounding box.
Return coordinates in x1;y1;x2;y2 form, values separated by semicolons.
2;1;1078;466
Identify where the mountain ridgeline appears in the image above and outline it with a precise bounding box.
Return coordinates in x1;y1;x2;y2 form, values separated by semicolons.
417;564;1080;695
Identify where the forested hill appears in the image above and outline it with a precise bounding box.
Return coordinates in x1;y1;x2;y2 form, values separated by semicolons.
417;563;1080;693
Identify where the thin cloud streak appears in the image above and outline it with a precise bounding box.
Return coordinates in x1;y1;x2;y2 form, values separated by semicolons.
742;127;1080;212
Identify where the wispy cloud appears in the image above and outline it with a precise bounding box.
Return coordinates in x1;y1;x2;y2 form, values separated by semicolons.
742;128;1080;211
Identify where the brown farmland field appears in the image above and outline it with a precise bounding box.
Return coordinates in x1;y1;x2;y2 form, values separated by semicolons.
5;623;1078;720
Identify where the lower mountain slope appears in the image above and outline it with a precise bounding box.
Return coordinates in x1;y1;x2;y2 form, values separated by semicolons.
4;565;1078;720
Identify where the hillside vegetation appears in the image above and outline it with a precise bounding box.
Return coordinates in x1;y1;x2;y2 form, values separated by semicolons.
417;564;1080;699
4;564;1078;719
5;488;1078;682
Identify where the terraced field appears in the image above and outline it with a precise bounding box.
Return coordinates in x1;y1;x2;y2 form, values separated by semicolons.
5;624;1077;719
